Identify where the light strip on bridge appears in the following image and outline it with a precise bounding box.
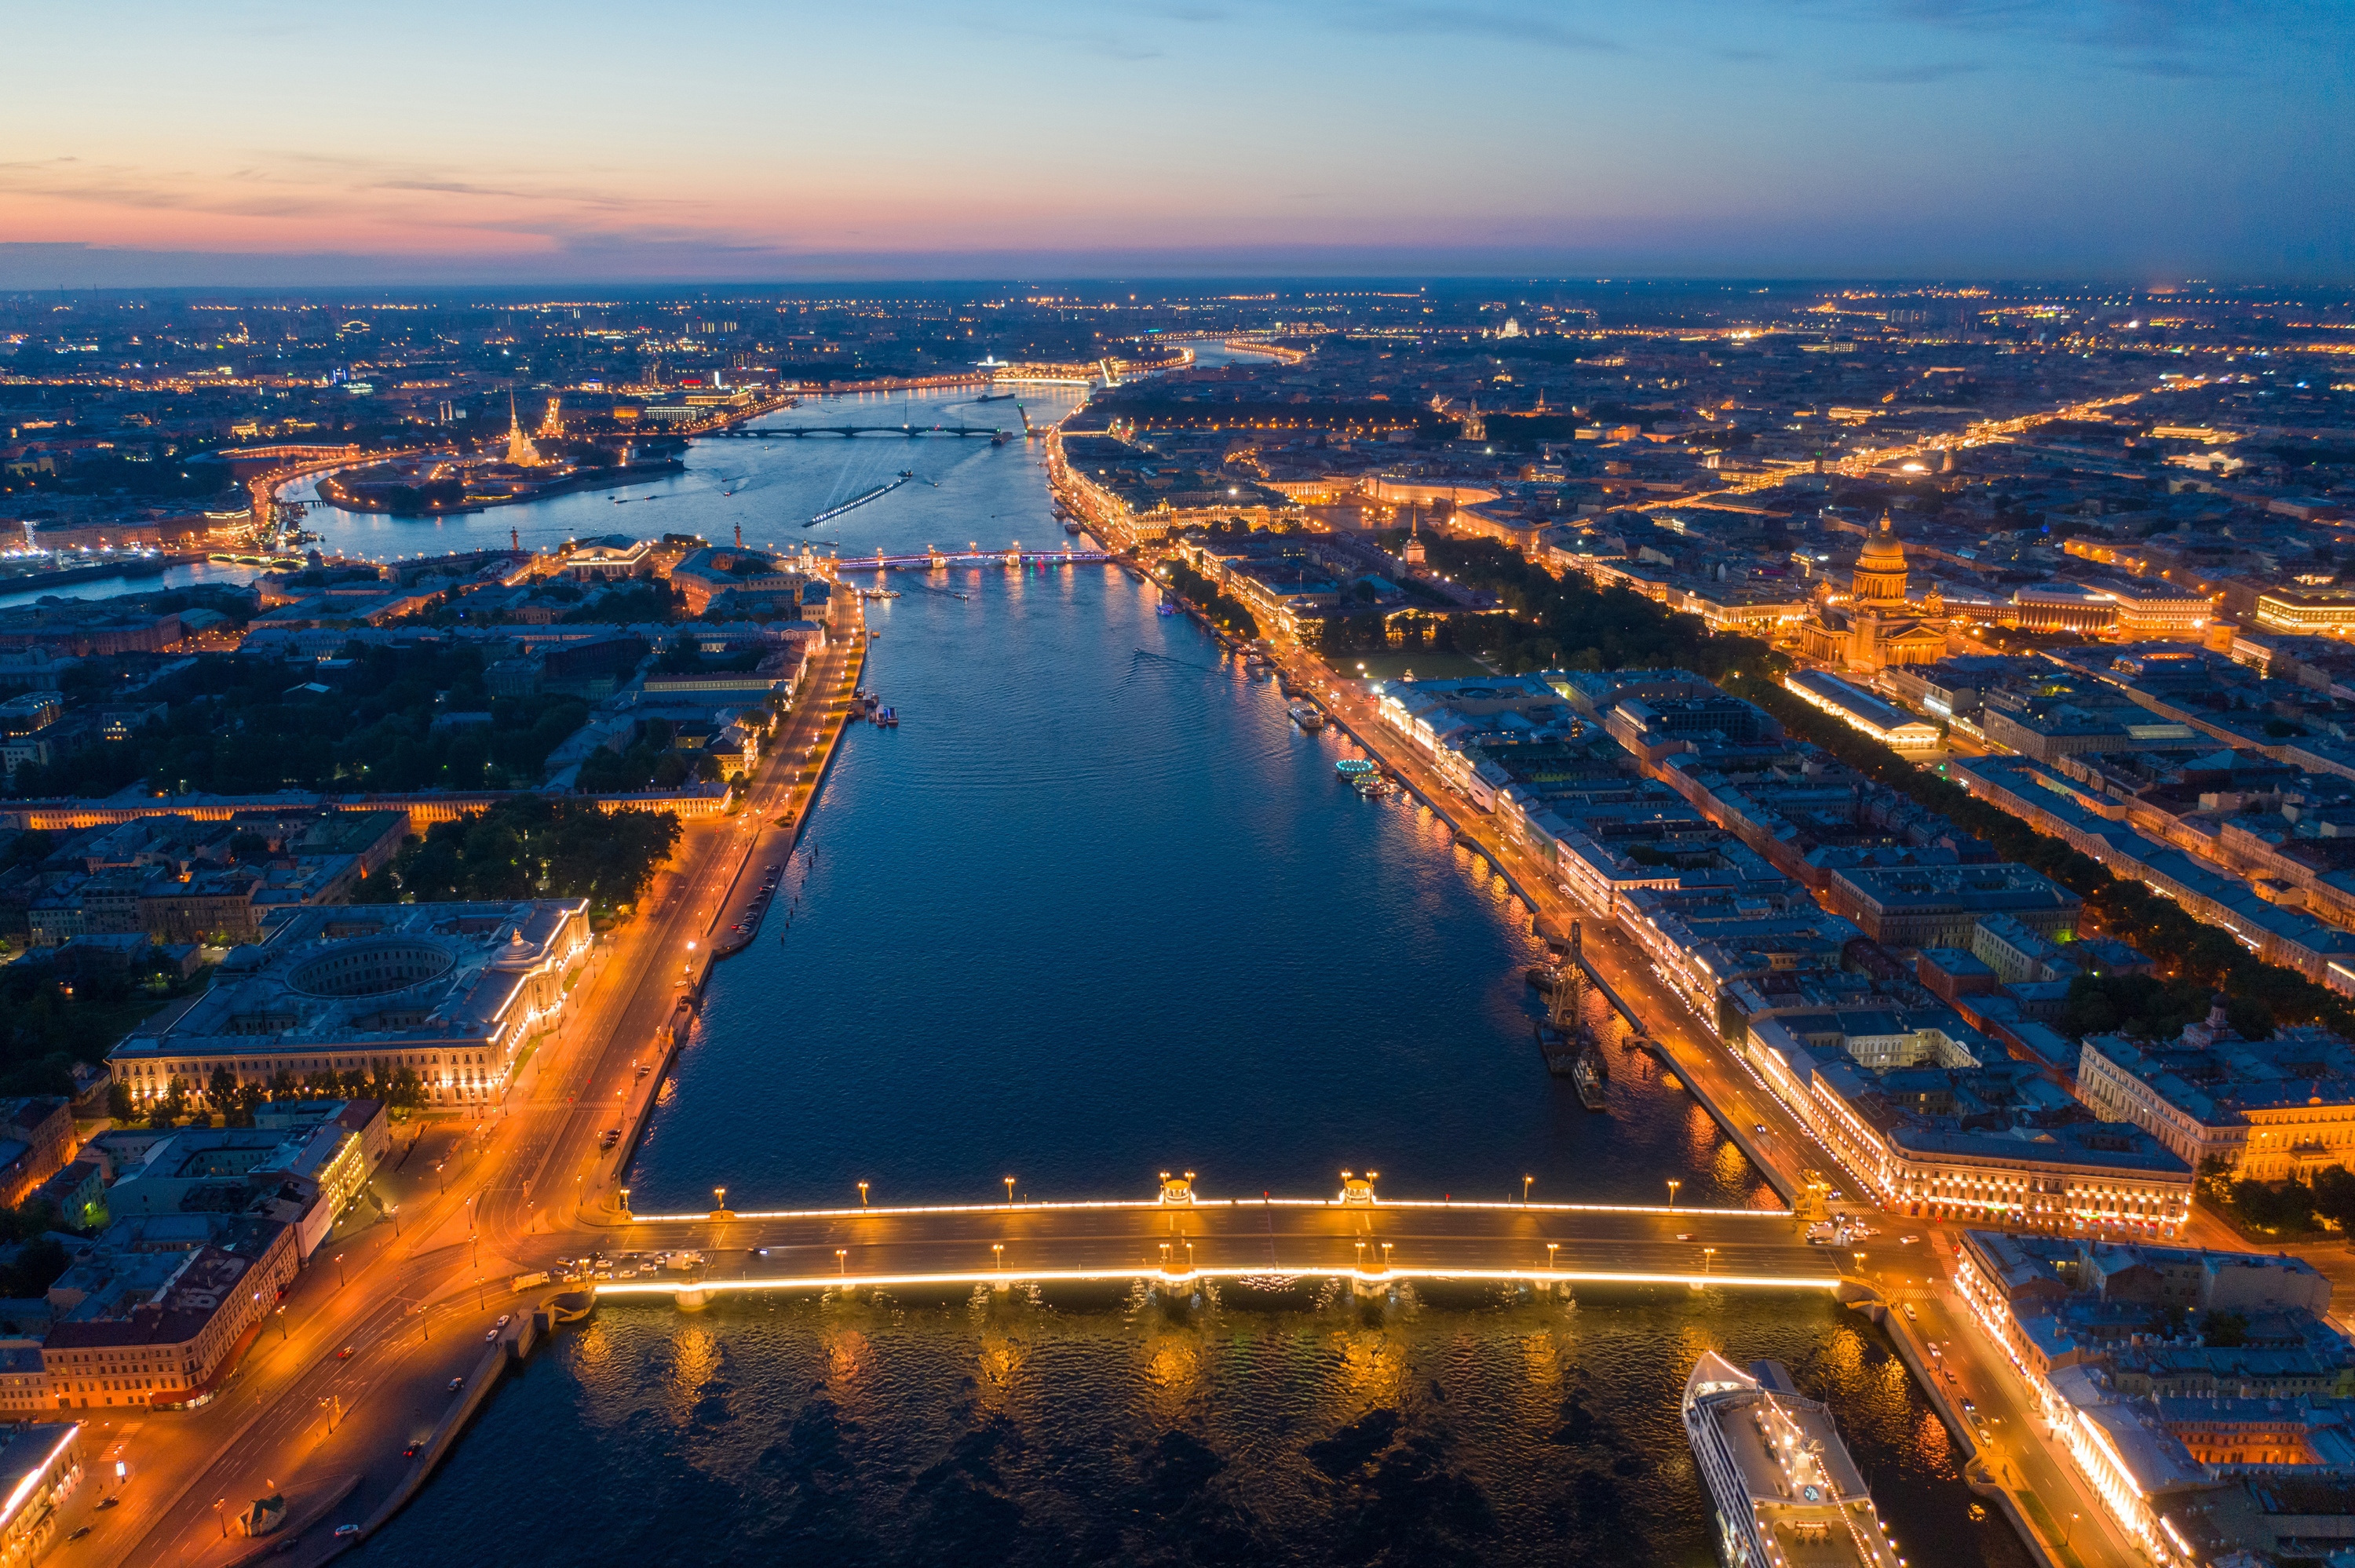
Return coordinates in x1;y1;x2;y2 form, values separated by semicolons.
591;1265;1842;1296
623;1196;1787;1223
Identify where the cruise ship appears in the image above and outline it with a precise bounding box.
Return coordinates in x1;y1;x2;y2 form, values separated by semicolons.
1682;1351;1904;1568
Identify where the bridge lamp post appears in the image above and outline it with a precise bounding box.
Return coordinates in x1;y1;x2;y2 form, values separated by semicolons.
619;1188;630;1216
714;1187;727;1212
1004;1176;1016;1209
836;1249;847;1276
1523;1175;1533;1206
1546;1242;1559;1274
1666;1180;1680;1209
859;1182;869;1207
992;1243;1004;1271
1703;1247;1716;1276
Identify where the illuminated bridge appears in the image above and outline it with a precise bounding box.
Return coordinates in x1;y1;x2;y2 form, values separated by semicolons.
713;423;1014;439
831;544;1113;572
591;1179;1844;1306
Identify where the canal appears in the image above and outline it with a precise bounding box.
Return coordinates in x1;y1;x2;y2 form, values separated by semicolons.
313;379;2025;1566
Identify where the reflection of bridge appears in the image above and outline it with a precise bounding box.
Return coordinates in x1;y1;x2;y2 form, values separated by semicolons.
598;1186;1841;1304
831;544;1112;572
712;424;1013;439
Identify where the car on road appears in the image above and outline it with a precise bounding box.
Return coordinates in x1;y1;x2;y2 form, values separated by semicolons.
1675;1233;1694;1242
496;1314;512;1329
68;1527;89;1541
338;1345;354;1358
485;1327;500;1341
1904;1304;1918;1321
1752;1123;1767;1134
1900;1234;1919;1245
335;1525;362;1538
448;1377;466;1393
402;1443;422;1458
1961;1398;1978;1417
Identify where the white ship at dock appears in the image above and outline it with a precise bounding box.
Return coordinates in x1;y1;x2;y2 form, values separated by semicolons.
1682;1351;1907;1568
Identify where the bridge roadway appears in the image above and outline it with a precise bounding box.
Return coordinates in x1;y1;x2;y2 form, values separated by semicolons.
605;1195;1839;1294
717;424;1010;438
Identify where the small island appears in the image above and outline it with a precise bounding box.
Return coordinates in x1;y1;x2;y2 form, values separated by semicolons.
316;395;685;515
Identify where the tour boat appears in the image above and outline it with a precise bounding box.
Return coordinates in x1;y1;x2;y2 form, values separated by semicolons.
1683;1353;1900;1568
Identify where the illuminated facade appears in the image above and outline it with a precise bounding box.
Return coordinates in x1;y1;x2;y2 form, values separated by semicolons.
0;1424;81;1568
1793;516;1952;672
1746;1023;2193;1233
106;901;592;1109
2076;1008;2355;1178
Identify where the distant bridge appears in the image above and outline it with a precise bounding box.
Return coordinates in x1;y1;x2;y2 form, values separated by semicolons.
592;1183;1840;1306
831;543;1112;572
710;424;1014;440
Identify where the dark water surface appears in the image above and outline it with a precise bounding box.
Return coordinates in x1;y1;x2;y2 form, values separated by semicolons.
352;381;2027;1567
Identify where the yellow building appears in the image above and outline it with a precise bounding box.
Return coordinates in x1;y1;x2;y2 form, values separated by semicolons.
1795;515;1951;672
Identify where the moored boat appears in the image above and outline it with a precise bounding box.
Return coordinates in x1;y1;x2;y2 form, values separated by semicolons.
1683;1352;1902;1568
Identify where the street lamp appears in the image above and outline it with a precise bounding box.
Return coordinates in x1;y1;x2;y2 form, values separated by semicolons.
714;1186;727;1212
389;1204;400;1238
858;1181;868;1207
1666;1180;1680;1209
1546;1242;1559;1272
275;1304;287;1340
1003;1176;1016;1208
1703;1247;1716;1275
214;1498;227;1537
1522;1174;1533;1206
992;1243;1003;1270
619;1187;630;1215
836;1249;847;1275
334;1253;345;1287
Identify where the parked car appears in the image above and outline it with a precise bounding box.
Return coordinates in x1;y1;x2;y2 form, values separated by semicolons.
448;1377;466;1393
402;1442;422;1459
335;1524;362;1538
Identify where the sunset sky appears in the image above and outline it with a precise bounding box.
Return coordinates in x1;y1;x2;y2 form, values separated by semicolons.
5;0;2349;283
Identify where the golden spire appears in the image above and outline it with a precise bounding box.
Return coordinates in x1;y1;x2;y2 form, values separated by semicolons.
505;392;541;467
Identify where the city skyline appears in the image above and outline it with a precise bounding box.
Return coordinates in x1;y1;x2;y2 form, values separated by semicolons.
5;0;2350;286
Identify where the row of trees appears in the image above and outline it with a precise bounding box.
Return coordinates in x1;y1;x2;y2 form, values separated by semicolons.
2198;1158;2355;1240
1414;534;1779;680
359;793;681;911
1753;683;2355;1038
1163;560;1260;639
114;1062;431;1130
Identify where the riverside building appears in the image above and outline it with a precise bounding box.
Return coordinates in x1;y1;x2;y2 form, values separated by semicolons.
2074;1000;2355;1178
107;901;591;1109
1746;1020;2193;1231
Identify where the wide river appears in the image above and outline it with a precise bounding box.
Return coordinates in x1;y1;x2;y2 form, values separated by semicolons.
289;370;2025;1566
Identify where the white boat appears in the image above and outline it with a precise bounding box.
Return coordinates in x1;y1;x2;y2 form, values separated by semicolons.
1682;1351;1903;1568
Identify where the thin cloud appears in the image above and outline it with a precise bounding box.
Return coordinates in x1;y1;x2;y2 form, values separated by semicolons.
1845;60;1986;82
1345;5;1625;51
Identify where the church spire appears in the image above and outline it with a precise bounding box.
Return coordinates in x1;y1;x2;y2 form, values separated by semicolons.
504;392;541;467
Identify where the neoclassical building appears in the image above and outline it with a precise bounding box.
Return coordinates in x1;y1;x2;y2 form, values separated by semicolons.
1795;515;1951;672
